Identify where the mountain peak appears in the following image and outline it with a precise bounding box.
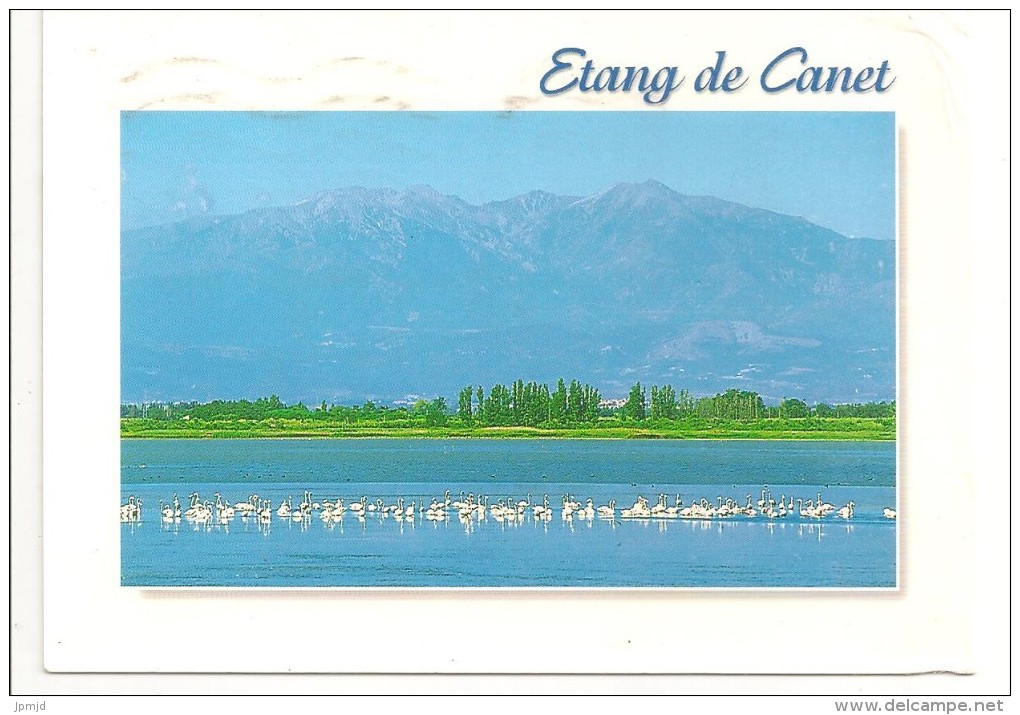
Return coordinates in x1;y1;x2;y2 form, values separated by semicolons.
569;179;682;210
615;179;677;195
289;185;468;215
638;178;674;192
404;184;444;197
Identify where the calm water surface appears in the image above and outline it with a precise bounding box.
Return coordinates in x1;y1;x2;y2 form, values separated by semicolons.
121;439;896;588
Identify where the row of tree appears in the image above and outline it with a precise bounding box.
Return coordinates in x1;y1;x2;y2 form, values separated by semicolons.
619;384;895;420
119;395;446;425
457;379;601;426
121;382;896;424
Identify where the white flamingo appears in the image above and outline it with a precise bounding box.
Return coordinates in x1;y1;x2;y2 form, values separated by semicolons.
120;496;139;522
532;494;550;519
816;493;836;516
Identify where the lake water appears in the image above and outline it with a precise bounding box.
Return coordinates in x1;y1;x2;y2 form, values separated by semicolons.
121;439;896;588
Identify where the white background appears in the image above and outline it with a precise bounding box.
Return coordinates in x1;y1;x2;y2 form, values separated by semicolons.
11;9;1012;697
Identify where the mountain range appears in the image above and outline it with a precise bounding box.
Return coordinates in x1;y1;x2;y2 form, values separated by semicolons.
121;180;895;405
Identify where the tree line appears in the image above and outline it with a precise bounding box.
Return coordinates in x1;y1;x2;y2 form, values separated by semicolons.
122;381;894;426
120;394;449;426
616;384;894;420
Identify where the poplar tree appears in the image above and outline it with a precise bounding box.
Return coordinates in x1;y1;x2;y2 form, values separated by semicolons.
551;378;568;424
623;382;646;420
457;386;474;422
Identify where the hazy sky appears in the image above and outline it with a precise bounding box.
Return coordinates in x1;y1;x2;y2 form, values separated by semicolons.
121;111;895;240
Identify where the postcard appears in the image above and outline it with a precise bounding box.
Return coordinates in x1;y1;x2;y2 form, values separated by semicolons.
27;9;1007;686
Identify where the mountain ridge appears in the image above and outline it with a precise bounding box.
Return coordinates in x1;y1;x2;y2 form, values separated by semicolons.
121;181;895;405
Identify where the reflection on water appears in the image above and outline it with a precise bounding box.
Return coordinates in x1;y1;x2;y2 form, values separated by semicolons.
123;482;895;588
146;511;888;536
121;439;895;588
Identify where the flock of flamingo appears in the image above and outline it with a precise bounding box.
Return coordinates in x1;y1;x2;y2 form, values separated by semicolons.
119;485;897;526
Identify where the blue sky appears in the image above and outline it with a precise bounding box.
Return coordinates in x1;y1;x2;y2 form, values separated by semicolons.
121;111;895;240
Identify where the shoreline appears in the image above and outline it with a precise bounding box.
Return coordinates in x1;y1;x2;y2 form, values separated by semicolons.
121;418;894;442
120;433;895;442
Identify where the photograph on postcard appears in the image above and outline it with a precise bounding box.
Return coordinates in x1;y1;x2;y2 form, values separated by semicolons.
118;110;897;589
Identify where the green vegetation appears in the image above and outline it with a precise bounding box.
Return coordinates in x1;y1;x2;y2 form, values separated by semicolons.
121;382;895;441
